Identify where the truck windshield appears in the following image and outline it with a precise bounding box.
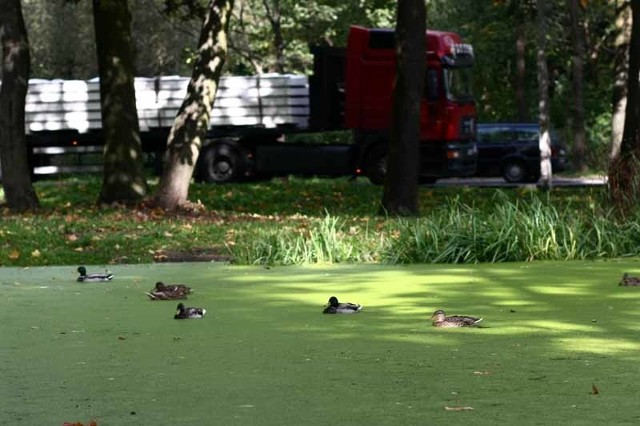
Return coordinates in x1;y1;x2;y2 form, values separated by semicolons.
444;66;473;103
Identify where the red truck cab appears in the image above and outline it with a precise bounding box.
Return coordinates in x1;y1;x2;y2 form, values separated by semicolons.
345;25;477;183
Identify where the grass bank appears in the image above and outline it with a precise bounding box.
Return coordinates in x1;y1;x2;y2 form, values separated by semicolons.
1;177;635;267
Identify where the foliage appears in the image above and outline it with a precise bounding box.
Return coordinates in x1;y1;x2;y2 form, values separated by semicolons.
19;0;396;78
21;0;199;78
428;0;617;173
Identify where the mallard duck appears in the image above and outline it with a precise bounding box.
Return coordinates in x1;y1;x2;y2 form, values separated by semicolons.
322;296;363;314
76;266;114;283
174;303;206;319
154;281;192;294
146;281;192;300
431;309;482;327
619;273;640;286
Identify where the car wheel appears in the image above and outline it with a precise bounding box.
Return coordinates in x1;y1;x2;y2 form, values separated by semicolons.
502;160;529;183
363;144;387;185
198;142;244;183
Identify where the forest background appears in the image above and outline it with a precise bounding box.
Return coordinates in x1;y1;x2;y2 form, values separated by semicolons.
18;0;617;173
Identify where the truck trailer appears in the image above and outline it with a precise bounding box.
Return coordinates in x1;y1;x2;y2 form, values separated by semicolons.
22;25;478;184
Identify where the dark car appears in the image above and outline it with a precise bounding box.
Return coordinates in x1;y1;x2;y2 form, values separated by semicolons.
475;123;568;183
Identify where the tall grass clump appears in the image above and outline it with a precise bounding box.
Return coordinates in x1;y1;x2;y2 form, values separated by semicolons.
228;191;640;266
383;192;640;264
230;215;382;265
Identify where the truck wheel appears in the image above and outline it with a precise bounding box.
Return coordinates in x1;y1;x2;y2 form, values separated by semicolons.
364;144;387;185
502;160;528;183
199;142;244;183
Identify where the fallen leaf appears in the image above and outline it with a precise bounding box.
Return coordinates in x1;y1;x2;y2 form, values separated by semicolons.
8;249;20;260
118;336;126;341
591;384;599;395
67;233;78;242
444;406;474;411
31;249;41;258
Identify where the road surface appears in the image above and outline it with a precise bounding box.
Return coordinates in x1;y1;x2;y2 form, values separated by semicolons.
432;175;607;188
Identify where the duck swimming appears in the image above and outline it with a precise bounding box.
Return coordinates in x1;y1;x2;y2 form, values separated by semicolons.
76;266;114;283
174;303;206;319
146;281;192;300
619;273;640;286
431;309;482;327
322;296;363;314
155;281;192;294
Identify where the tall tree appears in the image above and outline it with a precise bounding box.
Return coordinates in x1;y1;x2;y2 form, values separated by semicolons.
569;0;587;172
512;0;529;121
611;1;631;161
153;0;234;210
535;0;553;188
609;0;640;209
0;0;39;212
381;0;425;216
93;0;148;204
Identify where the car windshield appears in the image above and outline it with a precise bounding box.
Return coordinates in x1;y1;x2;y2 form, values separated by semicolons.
444;66;473;103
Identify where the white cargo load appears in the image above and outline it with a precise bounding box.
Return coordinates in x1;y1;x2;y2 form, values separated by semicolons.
19;74;310;133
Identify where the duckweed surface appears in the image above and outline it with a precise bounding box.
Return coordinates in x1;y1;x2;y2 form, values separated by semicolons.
2;261;640;425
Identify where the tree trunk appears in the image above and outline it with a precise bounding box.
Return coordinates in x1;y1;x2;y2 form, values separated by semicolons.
536;0;553;189
569;0;587;172
0;0;39;212
611;2;631;161
153;0;234;210
381;0;425;216
92;0;148;204
515;14;528;121
609;0;640;209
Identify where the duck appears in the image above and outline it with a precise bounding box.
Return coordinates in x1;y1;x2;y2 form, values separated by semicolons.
154;281;192;294
76;266;114;283
619;273;640;286
145;281;192;300
431;309;482;327
174;303;206;319
322;296;363;314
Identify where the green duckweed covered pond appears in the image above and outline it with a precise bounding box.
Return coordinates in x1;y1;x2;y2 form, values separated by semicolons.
2;260;640;425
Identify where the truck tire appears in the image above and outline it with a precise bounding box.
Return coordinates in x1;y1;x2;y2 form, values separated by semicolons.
502;160;529;183
198;142;244;183
363;144;388;185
